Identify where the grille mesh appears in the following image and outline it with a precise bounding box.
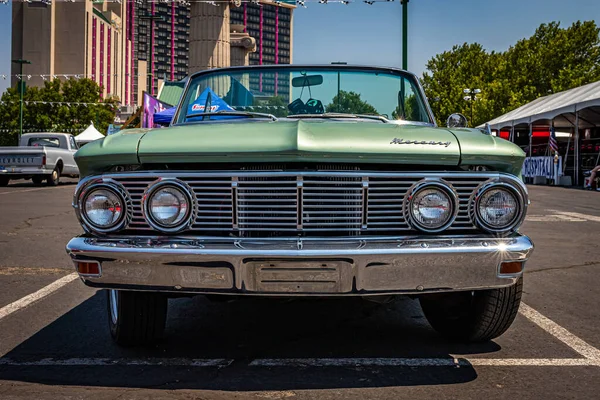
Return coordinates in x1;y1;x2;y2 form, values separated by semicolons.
113;172;492;236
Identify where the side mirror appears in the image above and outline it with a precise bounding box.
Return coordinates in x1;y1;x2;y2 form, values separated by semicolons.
446;113;468;128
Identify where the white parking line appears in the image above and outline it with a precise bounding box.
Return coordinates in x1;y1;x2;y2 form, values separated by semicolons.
0;273;78;321
0;186;74;196
0;357;232;367
0;357;596;368
519;302;600;362
549;210;600;223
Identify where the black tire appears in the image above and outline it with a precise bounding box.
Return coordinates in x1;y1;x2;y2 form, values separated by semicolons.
46;167;60;186
32;176;44;185
419;278;523;342
0;176;8;187
107;289;168;346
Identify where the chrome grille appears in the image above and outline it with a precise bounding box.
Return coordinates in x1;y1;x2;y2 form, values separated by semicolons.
112;171;497;236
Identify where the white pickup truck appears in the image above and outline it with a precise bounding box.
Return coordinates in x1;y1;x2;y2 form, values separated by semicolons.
0;133;79;186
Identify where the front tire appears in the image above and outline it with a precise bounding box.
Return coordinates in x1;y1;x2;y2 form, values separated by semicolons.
419;278;523;342
107;289;168;346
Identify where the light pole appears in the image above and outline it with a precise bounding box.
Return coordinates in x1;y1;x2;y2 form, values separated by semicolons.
12;59;31;143
463;88;481;127
401;0;409;70
140;14;164;96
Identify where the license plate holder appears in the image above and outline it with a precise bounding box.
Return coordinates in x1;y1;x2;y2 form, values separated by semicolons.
245;260;353;293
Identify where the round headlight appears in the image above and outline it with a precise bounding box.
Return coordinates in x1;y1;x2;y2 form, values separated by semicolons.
476;187;519;231
145;184;192;231
83;188;124;229
407;184;457;232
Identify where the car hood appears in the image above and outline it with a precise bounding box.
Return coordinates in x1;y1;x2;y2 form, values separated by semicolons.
137;120;460;165
75;121;525;176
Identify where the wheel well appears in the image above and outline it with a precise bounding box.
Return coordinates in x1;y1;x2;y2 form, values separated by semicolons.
56;160;63;173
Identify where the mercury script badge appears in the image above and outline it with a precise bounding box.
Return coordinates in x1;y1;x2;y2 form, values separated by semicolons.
390;138;452;147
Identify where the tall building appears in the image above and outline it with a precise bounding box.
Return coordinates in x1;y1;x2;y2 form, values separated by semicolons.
230;2;294;66
11;1;137;105
133;1;190;98
229;2;295;102
11;0;295;108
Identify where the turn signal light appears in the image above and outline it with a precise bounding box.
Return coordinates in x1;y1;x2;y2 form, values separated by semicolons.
75;261;101;276
499;261;523;275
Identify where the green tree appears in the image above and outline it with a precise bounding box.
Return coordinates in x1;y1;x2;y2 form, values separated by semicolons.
0;78;117;145
325;90;378;115
421;20;600;128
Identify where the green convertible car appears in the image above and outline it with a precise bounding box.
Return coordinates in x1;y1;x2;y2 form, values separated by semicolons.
66;65;534;346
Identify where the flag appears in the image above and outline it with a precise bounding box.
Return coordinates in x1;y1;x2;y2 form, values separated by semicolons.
549;127;559;153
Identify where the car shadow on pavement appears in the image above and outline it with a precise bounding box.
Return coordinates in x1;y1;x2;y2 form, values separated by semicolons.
0;291;499;390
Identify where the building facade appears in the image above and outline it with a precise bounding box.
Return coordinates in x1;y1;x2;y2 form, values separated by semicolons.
11;0;294;108
11;1;138;105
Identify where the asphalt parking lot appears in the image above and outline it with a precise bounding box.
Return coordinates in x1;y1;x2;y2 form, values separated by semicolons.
0;178;599;399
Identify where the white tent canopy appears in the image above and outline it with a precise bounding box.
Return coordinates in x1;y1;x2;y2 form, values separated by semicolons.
482;80;600;130
75;123;105;143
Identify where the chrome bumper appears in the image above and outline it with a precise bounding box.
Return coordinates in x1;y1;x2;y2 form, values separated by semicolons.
0;167;52;175
65;234;534;296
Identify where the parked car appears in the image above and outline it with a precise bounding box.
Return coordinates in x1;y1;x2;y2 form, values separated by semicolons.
0;132;79;186
66;65;534;346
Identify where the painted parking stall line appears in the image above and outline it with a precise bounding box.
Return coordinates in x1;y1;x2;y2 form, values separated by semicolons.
0;273;78;321
519;302;600;363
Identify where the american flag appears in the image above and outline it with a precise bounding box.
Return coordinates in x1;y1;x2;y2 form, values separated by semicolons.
549;127;559;153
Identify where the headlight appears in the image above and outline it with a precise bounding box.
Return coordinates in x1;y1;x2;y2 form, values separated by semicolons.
144;181;193;232
475;186;521;232
406;182;457;232
82;187;125;231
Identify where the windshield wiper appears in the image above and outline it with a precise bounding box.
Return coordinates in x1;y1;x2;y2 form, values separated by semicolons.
288;113;389;123
185;110;278;121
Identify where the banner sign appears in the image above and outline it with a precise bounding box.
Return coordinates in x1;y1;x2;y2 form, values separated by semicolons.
523;156;562;179
142;92;172;129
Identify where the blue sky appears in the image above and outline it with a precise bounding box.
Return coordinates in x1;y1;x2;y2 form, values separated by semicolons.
0;0;599;95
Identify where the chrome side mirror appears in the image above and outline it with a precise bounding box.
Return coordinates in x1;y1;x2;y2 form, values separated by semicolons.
446;113;468;128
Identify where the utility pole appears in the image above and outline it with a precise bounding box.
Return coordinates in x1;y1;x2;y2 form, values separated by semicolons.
463;88;481;127
11;59;31;144
401;0;409;70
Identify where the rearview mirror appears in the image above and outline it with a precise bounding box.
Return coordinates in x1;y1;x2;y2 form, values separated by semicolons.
292;74;324;88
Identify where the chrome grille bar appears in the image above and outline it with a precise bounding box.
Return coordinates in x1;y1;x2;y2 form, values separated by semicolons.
109;171;515;236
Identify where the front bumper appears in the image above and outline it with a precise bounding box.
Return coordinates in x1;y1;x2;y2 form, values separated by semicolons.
65;234;534;296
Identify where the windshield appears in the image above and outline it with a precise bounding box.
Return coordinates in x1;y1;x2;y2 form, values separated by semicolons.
174;66;432;124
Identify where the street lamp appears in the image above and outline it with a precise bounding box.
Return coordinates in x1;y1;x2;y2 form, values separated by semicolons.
12;59;31;143
139;14;165;96
463;88;481;127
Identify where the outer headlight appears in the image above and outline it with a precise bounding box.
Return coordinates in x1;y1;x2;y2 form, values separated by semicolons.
82;187;125;231
475;186;522;232
406;182;457;232
144;181;193;232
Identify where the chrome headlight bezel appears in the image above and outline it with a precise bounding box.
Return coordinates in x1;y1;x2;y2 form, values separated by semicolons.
403;179;459;233
76;180;131;234
470;180;526;233
142;179;195;233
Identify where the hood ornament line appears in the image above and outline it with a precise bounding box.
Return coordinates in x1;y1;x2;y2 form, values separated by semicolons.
390;138;452;148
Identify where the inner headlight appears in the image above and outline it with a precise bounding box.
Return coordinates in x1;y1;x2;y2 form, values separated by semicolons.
146;185;191;231
408;185;456;232
476;187;519;231
83;188;124;229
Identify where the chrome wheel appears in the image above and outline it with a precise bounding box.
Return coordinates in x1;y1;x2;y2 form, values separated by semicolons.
109;289;119;325
52;170;58;181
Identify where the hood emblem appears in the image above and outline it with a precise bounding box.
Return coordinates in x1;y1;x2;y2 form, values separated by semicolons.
390;138;452;148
